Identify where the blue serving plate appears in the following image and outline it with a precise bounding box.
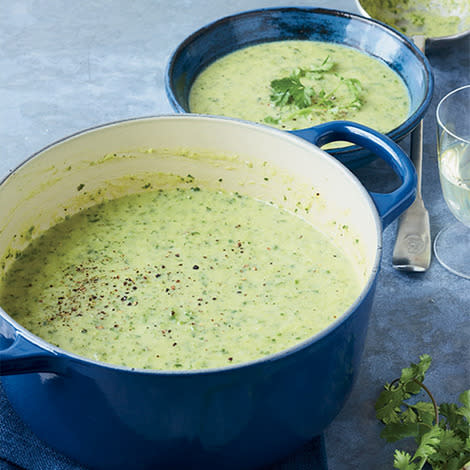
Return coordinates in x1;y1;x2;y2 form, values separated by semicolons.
165;7;434;168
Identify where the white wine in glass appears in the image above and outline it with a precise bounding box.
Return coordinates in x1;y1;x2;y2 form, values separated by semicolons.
434;84;470;279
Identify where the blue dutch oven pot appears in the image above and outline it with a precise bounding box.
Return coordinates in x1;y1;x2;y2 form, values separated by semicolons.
0;115;416;470
165;7;434;169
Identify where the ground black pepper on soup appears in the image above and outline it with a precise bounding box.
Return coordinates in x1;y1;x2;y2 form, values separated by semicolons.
0;185;362;370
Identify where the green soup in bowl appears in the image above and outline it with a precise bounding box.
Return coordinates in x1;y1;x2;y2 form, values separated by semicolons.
189;40;410;138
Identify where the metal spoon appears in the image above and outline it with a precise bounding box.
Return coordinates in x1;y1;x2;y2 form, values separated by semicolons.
355;0;470;272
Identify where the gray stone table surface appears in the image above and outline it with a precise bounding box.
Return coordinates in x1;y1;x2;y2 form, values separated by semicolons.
0;1;469;469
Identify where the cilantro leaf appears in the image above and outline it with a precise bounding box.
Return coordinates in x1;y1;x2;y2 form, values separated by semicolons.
375;385;408;424
376;355;470;470
401;406;419;424
413;426;441;461
440;403;466;435
343;77;362;97
393;450;418;470
308;55;335;73
400;354;431;394
270;72;313;108
410;401;436;426
264;57;365;126
380;422;423;442
430;429;464;461
263;116;280;125
458;390;470;422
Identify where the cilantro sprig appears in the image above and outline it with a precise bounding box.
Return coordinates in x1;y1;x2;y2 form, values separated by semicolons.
376;354;470;470
270;71;313;109
265;56;364;126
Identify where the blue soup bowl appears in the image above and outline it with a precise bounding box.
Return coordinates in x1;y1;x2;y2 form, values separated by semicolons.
165;7;434;168
0;115;416;469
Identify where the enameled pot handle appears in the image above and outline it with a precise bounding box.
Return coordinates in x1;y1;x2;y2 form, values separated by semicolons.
290;121;417;228
0;333;62;375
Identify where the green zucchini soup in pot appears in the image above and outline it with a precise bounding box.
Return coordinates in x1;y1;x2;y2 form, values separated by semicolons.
0;115;417;470
0;144;365;372
0;183;361;371
189;40;410;133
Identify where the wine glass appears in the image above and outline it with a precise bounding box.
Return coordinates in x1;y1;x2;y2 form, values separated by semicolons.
434;84;470;279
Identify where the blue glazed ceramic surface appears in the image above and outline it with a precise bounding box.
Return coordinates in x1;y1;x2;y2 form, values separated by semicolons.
0;116;416;469
165;7;434;168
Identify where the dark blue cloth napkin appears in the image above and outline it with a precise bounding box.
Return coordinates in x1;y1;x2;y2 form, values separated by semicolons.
0;382;327;470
